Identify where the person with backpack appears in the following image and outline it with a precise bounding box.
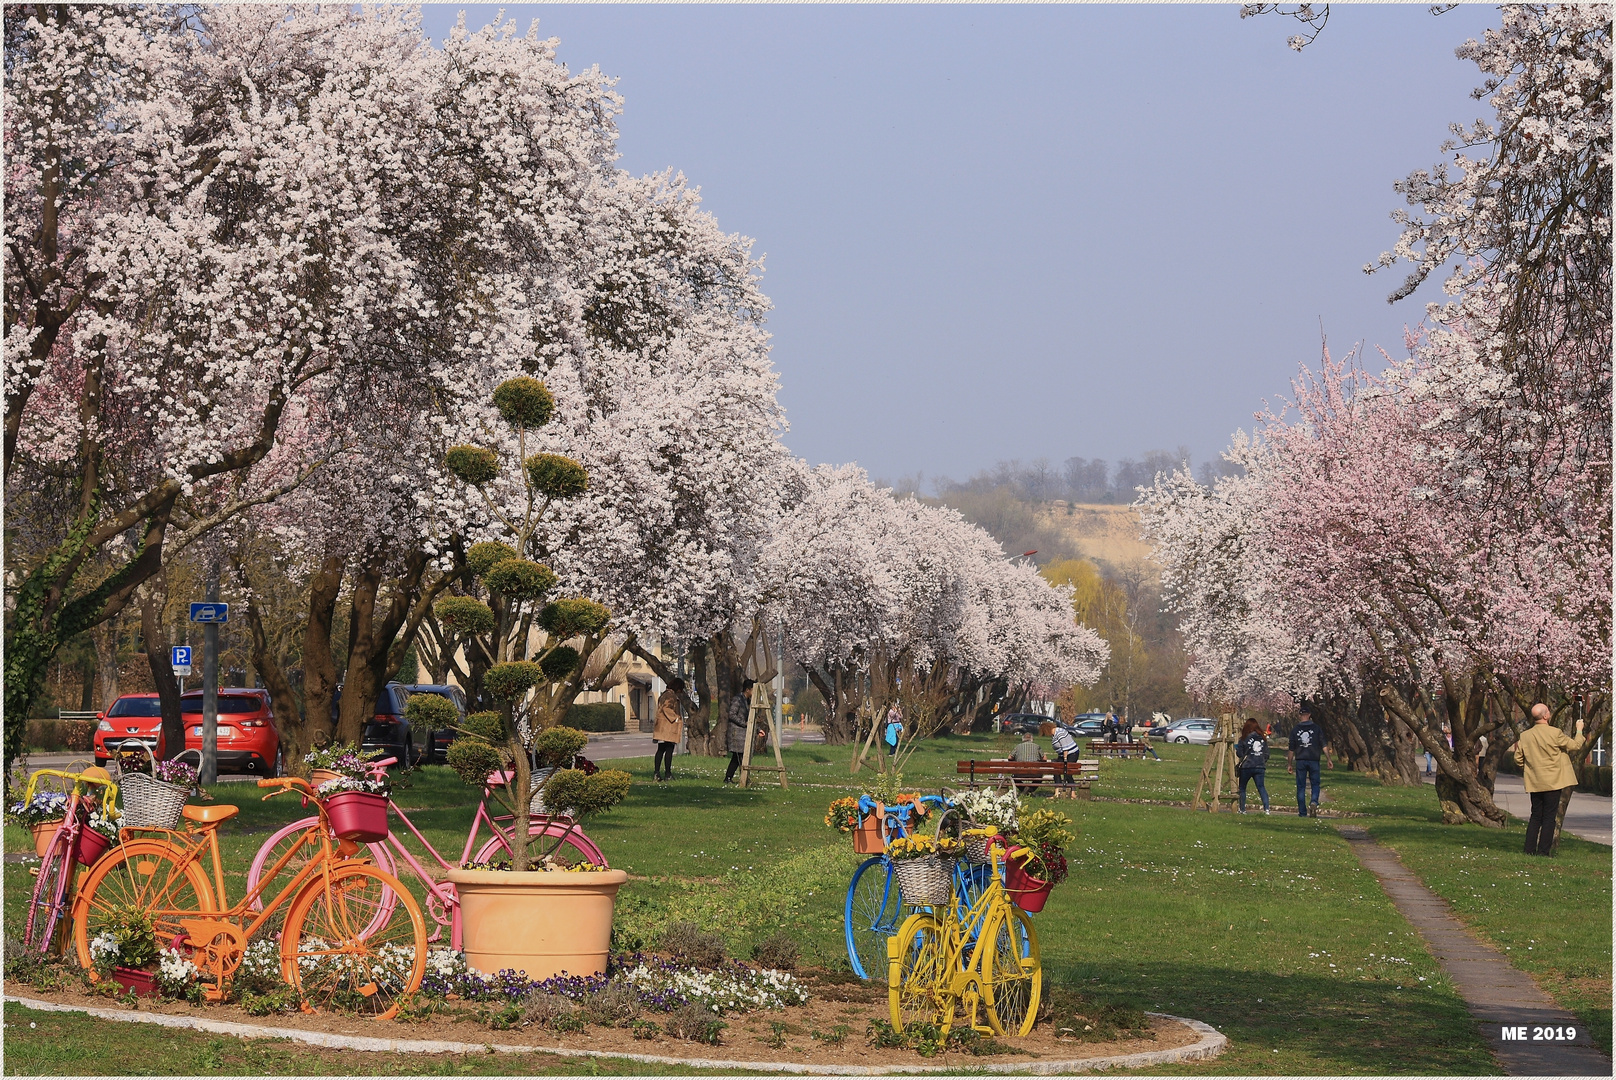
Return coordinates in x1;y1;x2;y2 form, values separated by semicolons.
1234;717;1270;814
1285;702;1335;816
883;704;904;757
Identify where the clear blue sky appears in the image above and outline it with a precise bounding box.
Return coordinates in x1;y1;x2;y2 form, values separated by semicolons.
421;4;1502;486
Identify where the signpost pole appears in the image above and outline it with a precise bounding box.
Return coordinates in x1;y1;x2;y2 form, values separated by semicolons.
200;565;220;784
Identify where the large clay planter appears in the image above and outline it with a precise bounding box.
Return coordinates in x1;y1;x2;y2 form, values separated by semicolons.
446;867;629;980
31;821;64;857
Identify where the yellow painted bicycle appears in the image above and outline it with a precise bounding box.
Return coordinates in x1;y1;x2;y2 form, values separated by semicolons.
887;829;1042;1037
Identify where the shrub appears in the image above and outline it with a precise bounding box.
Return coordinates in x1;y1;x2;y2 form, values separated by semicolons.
445;445;499;485
665;1003;727;1045
564;701;625;732
631;1019;661;1040
482;559;558;600
658;921;727;968
541;768;630;818
539;645;580;682
531;726;589;768
24;718;94;752
539;598;612;639
445;736;503;788
751;931;800;972
492;376;555;428
579;981;641;1026
485;661;544;701
524;453;589;498
404;693;459;731
523;991;583;1030
434;595;495;636
466;541;518;577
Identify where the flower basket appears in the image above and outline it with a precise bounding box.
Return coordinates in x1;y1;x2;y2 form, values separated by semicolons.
117;744;191;829
324;790;389;843
30;820;63;857
528;768;558;814
893;855;953;906
111;966;161;997
962;825;994;865
853;804;886;854
77;827;113;867
1004;847;1054;913
309;768;343;789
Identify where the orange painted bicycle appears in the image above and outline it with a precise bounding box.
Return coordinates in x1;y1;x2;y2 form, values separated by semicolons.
69;776;426;1019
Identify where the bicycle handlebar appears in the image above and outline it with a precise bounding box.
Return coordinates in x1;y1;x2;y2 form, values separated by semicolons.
23;767;119;814
257;776;314;800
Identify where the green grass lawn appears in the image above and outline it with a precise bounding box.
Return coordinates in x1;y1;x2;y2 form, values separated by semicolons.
5;733;1609;1074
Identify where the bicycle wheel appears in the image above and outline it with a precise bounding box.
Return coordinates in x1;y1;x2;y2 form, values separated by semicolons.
71;840;216;974
473;821;606;868
24;821;74;954
281;863;426;1020
978;906;1041;1037
888;911;952;1033
247;817;393;911
845;856;900;980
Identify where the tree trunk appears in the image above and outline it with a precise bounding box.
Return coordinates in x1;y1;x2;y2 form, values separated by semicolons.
92;615;122;711
1380;684;1507;827
335;561;385;746
140;585;186;762
299;555;345;750
685;639;719;756
810;668;854;744
237;575;305;775
710;630;746;758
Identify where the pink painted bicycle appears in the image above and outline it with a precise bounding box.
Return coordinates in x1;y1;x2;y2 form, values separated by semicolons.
245;758;606;949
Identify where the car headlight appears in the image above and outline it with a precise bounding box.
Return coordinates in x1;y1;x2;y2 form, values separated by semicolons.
97;720;113;732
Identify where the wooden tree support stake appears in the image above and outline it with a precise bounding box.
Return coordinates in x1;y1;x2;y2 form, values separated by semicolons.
739;682;788;789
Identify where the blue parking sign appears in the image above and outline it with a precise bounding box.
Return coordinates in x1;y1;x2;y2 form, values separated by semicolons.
189;602;229;623
171;646;192;668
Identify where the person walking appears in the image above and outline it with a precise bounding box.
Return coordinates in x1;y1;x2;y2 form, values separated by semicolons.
652;679;686;782
1285;703;1335;816
1512;702;1586;856
723;679;755;784
1234;718;1270;814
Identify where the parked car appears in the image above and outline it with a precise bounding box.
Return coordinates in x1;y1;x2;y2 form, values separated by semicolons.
93;693;164;765
95;689;283;775
1069;718;1107;739
1162;718;1217;744
404;683;467;764
1001;713;1053;734
334;681;424;767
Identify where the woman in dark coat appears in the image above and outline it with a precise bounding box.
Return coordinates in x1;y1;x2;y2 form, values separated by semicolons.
723;679;755;784
1234;717;1271;814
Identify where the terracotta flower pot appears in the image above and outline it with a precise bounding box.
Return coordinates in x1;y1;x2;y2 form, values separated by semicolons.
31;820;64;857
324;790;389;842
111;966;161;997
446;867;629;980
308;768;342;789
1003;847;1054;913
852;803;886;854
77;828;113;867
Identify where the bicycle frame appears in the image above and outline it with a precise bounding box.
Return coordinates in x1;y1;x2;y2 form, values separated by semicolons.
22;768;118;954
123;781;360;997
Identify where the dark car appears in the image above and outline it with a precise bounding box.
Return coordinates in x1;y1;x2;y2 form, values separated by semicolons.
333;682;424;767
404;683;467;764
1001;713;1053;735
1069;718;1107;739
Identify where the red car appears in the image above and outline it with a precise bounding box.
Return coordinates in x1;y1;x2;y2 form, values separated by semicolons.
94;689;283;776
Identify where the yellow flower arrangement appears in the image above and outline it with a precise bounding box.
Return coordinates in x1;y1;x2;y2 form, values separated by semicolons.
886;834;964;861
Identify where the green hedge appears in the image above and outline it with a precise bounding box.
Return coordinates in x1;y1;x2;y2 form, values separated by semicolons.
564;701;625;733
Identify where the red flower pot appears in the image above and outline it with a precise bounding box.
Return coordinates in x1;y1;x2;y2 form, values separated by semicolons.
111;966;161;997
1004;847;1054;913
77;828;113;867
324;790;389;843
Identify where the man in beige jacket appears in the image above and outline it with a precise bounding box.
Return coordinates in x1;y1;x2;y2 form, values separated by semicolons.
1512;703;1586;856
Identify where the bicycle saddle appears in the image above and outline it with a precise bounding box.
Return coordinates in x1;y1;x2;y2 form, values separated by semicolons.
182;803;239;824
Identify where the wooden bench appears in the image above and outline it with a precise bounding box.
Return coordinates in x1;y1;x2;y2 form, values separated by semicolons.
1086;741;1156;760
956;759;1100;797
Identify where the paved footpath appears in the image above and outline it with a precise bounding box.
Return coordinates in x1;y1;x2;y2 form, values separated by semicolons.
1337;824;1611;1076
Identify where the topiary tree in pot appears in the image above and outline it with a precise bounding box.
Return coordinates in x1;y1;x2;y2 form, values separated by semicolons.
435;376;628;871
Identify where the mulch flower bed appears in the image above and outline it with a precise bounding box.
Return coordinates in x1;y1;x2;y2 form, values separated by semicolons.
6;951;1202;1068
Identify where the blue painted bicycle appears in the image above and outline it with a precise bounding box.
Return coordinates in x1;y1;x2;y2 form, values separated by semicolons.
843;794;998;979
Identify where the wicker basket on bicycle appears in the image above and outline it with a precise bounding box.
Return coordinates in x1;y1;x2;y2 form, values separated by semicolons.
888;835;960;906
115;744;191;829
962;824;998;864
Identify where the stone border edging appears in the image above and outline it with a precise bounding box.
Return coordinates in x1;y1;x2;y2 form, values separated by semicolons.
5;995;1226;1075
